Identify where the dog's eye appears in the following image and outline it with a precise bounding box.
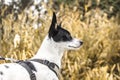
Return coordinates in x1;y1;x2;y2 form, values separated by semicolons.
62;34;72;41
62;36;67;41
67;33;72;39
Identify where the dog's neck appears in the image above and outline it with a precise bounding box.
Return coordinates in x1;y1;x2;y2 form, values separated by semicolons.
32;35;65;68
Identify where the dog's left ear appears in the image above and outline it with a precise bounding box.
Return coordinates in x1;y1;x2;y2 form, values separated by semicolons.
48;12;57;38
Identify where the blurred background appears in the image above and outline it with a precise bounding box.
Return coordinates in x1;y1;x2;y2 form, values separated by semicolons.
0;0;120;80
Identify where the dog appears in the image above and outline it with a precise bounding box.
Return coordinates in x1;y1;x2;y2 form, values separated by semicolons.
0;12;83;80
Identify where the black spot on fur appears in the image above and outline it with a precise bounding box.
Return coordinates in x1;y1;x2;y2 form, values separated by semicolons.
0;71;3;75
4;65;9;68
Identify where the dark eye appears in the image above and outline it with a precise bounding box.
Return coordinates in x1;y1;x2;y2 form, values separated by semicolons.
61;36;66;41
67;34;72;40
62;34;72;41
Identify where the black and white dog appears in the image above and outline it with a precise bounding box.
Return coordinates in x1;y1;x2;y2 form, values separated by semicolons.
0;12;83;80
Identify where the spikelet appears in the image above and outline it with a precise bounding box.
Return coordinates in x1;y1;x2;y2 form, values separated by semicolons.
14;34;20;48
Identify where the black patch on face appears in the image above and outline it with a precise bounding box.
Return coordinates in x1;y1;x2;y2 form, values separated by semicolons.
52;26;72;42
4;65;9;68
48;12;72;42
0;71;3;75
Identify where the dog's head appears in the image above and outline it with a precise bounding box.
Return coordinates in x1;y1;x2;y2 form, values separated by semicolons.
48;12;83;50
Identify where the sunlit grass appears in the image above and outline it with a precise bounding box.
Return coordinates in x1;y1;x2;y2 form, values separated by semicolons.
0;3;120;80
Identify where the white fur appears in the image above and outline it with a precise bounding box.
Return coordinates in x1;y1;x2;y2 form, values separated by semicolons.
0;34;82;80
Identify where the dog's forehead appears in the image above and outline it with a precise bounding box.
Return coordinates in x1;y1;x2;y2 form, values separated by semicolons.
51;26;72;42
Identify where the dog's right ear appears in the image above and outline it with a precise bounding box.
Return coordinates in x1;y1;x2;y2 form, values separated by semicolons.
48;12;57;38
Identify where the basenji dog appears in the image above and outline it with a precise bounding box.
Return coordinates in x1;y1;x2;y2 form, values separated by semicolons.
0;12;83;80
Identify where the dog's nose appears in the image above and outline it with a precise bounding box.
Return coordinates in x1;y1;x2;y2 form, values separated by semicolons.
80;41;83;45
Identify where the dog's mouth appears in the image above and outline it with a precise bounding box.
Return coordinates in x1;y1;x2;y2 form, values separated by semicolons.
68;45;80;48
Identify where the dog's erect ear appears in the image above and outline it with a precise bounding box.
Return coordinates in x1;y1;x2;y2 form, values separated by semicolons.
57;22;62;30
48;12;57;38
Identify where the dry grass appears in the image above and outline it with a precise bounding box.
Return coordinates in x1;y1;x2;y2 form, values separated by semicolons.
0;3;120;80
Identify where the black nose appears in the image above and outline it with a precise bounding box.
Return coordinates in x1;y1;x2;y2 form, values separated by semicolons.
80;41;83;45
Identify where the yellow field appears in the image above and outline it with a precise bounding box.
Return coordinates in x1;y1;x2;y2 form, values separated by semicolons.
0;2;120;80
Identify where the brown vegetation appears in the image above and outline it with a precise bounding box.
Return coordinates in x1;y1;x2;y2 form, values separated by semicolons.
0;1;120;80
